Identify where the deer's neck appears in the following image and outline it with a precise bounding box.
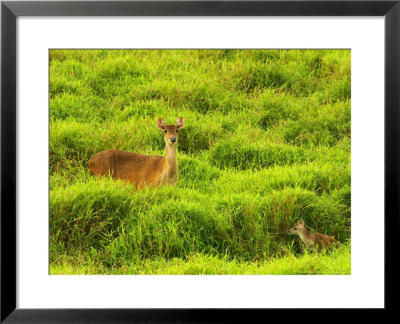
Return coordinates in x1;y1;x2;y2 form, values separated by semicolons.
298;228;311;241
164;144;178;178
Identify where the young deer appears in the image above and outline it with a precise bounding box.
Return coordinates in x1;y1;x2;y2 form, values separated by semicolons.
287;219;339;252
88;117;184;189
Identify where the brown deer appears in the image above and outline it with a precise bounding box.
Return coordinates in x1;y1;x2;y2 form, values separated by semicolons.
88;117;184;189
287;219;339;252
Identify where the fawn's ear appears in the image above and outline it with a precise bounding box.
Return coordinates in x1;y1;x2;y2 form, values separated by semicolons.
158;118;166;130
176;117;185;129
299;219;304;224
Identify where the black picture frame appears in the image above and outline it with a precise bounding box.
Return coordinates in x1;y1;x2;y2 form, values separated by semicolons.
1;0;399;322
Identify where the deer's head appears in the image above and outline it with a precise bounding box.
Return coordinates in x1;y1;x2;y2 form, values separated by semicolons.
288;219;306;235
157;117;185;145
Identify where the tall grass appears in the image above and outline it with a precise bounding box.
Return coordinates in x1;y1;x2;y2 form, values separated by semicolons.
49;49;351;274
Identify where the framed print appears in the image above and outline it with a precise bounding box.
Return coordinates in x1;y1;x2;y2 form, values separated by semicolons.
1;0;399;322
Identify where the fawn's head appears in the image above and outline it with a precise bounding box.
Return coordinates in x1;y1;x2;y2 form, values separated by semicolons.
288;219;306;235
157;117;185;145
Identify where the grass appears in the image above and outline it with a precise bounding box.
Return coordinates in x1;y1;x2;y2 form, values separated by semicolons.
49;49;351;275
50;242;351;275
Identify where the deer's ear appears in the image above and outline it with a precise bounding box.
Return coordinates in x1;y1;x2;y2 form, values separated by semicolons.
176;117;185;129
158;118;166;130
299;219;304;224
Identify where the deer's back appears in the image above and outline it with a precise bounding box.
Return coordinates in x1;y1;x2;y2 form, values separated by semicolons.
89;149;165;187
310;233;339;251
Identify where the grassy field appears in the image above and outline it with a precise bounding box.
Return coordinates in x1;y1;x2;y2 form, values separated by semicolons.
49;49;351;275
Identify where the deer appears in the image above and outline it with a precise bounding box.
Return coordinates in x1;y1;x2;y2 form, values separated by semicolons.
88;117;184;189
287;219;339;252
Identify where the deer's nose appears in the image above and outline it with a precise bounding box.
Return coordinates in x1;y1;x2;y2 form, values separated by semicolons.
170;137;177;143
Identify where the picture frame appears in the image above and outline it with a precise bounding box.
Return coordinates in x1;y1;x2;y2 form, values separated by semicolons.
1;0;398;321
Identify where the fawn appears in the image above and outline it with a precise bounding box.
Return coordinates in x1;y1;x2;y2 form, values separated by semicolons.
89;117;184;189
287;219;339;252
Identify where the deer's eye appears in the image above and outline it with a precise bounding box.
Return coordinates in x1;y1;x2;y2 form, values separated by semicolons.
164;130;167;133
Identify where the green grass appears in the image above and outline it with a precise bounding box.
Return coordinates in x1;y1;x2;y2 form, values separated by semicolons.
50;242;351;275
49;49;351;275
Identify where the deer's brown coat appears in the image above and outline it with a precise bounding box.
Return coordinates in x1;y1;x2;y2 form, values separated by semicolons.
288;219;339;252
88;117;184;189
